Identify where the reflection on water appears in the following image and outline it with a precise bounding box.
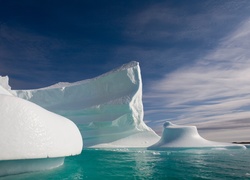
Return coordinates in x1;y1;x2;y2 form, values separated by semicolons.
132;150;155;179
1;148;250;180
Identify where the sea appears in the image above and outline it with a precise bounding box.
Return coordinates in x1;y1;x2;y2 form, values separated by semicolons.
1;148;250;180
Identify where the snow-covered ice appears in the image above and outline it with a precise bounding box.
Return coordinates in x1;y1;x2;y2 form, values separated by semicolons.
0;76;13;96
0;94;83;160
148;121;246;150
0;76;83;176
14;61;160;148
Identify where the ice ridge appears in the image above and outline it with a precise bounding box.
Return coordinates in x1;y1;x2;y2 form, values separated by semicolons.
14;61;160;148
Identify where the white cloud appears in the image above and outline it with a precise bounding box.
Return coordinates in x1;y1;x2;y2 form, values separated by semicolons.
144;19;250;141
114;1;250;89
124;1;250;43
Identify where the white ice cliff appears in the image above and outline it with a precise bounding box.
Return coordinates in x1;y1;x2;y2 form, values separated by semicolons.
0;76;13;96
0;76;83;176
148;121;246;150
14;62;160;148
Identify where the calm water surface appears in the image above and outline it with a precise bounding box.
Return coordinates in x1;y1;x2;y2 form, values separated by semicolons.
1;148;250;180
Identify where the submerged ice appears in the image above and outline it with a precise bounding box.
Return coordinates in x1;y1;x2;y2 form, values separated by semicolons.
14;62;160;147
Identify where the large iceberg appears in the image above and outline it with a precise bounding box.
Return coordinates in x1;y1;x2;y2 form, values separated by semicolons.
0;77;83;176
14;62;160;148
148;121;246;150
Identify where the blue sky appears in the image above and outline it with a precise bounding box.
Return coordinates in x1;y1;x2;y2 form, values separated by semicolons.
1;0;250;141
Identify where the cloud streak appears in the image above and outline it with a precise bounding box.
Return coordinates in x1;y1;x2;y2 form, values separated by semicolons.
144;18;250;141
113;1;250;89
125;1;250;43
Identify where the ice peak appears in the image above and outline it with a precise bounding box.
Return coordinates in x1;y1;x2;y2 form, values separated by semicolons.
0;76;10;89
118;61;139;70
37;61;140;90
0;76;14;95
163;121;175;127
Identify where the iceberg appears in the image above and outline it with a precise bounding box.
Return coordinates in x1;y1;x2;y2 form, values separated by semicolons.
148;121;246;150
14;62;160;148
0;77;83;176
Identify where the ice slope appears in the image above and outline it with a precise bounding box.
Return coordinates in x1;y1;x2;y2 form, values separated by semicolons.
0;77;83;176
14;61;160;147
148;122;246;150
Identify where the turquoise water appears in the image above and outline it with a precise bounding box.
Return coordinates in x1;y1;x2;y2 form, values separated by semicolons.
1;148;250;180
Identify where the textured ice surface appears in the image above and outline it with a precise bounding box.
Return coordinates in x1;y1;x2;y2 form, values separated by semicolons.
14;62;160;147
0;94;83;160
0;77;82;176
148;122;246;150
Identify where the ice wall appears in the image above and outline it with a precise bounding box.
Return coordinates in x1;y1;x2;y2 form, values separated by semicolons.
14;61;160;147
148;121;246;150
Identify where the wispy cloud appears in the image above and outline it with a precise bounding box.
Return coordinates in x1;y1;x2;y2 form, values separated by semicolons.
114;1;250;86
144;18;250;141
124;1;250;43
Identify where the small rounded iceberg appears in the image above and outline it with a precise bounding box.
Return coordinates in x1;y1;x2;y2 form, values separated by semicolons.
0;94;83;176
147;121;246;150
